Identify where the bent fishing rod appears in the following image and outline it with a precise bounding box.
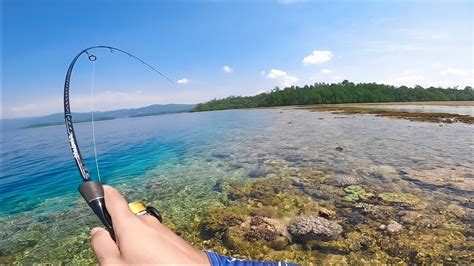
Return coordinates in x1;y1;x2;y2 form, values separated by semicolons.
64;46;166;239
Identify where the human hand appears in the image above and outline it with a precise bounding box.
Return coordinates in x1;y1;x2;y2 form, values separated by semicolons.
90;185;210;265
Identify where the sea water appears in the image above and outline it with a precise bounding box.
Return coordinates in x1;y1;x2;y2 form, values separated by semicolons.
0;110;268;215
1;108;473;263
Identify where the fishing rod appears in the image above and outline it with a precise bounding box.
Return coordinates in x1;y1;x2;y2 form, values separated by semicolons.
64;46;165;239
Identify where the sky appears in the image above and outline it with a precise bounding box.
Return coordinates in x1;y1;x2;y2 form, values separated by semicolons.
2;0;473;118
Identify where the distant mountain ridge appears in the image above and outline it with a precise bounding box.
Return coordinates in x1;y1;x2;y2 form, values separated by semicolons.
2;104;196;129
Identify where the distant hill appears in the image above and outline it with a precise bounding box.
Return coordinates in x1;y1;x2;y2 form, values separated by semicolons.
2;104;196;130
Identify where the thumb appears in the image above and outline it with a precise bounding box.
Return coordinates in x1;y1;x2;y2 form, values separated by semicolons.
91;227;121;264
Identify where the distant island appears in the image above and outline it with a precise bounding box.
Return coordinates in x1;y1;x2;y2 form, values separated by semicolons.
2;104;196;130
192;81;474;112
6;82;473;130
24;117;116;128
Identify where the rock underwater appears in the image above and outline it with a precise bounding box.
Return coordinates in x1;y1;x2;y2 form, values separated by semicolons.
332;175;360;187
288;216;343;242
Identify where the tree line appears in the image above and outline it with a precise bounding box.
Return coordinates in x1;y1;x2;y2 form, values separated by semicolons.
192;80;474;112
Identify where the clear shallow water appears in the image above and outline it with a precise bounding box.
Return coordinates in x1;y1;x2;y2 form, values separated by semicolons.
0;111;267;214
366;104;474;116
1;109;473;263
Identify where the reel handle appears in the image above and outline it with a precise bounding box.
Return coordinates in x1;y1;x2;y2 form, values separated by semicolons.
79;181;115;240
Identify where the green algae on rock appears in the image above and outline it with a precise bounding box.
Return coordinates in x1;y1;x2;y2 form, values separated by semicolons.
343;185;375;202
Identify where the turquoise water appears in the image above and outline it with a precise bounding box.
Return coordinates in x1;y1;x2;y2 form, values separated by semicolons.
1;108;473;263
0;111;268;215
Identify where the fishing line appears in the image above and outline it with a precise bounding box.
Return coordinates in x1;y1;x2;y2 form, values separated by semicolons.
90;60;101;182
64;46;167;238
65;46;174;182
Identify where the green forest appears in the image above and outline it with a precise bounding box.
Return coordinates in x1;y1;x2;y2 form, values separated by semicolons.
192;80;474;112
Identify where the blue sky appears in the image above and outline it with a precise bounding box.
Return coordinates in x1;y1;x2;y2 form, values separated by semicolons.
2;0;473;118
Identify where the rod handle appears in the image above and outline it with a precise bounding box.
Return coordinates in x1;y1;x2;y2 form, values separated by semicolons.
79;181;115;240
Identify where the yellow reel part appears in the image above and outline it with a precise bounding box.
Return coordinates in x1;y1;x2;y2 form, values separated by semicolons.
128;201;147;216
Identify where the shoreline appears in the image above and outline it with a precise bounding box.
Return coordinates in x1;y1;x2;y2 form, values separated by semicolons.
196;101;474;124
295;101;474;107
194;101;474;111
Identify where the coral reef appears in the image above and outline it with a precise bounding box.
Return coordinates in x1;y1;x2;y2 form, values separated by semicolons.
288;216;343;242
191;172;473;264
385;221;403;235
2;160;473;264
332;175;359;187
246;216;278;242
354;202;378;215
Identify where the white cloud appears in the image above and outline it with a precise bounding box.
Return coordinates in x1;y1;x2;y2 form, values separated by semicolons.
177;78;189;84
431;63;443;68
266;69;298;87
321;69;333;74
440;68;468;76
266;69;286;79
223;66;233;73
303;50;333;65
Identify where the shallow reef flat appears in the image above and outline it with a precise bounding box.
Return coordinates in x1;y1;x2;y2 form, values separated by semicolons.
301;104;474;124
1;108;473;264
189;152;472;263
355;101;474;106
172;164;473;264
2;158;472;264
